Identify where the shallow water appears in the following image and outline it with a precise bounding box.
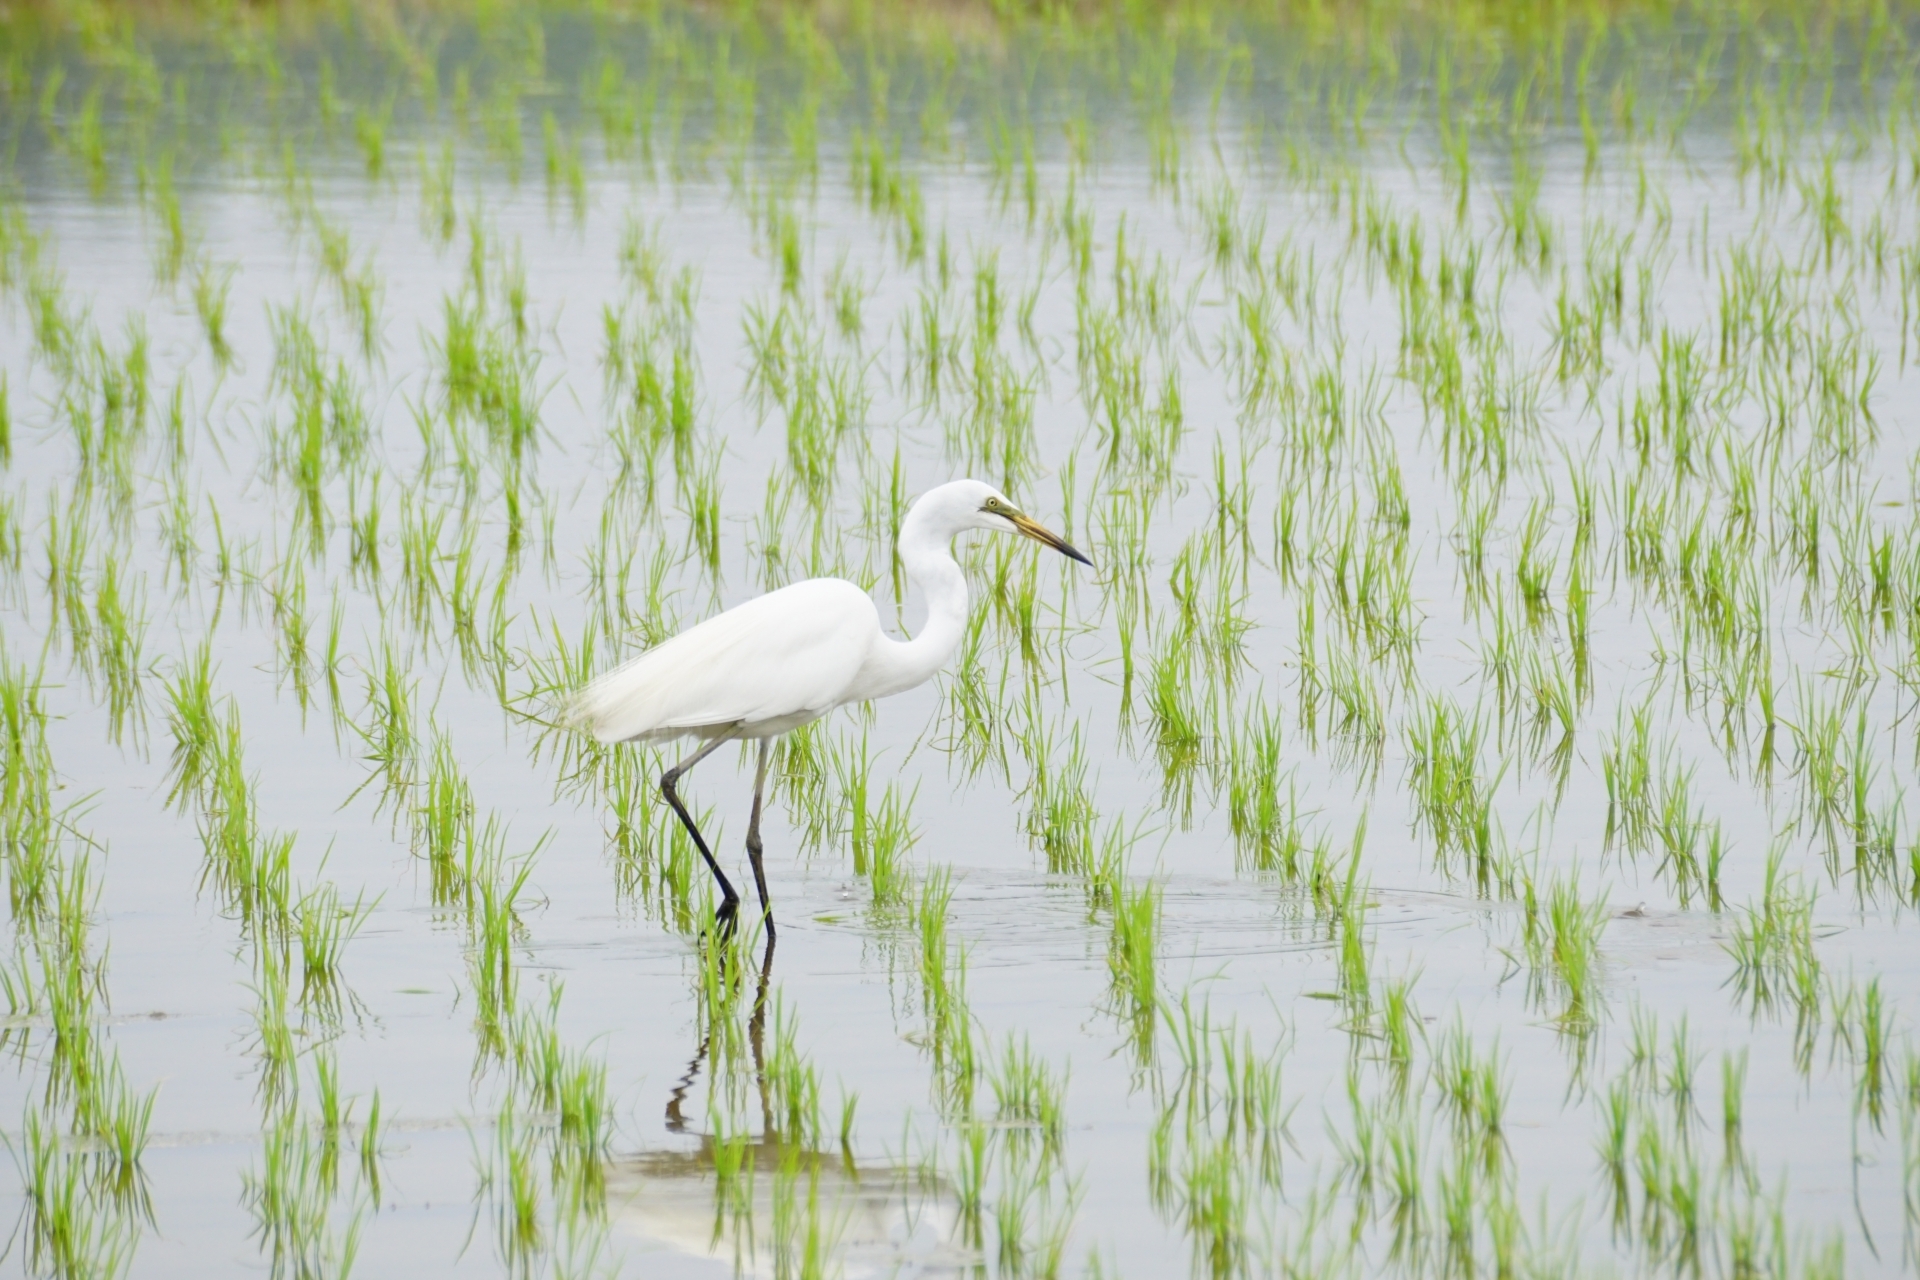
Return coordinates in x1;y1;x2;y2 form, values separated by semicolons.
2;5;1919;1278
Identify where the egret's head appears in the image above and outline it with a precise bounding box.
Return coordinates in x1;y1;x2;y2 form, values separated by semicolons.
956;480;1093;566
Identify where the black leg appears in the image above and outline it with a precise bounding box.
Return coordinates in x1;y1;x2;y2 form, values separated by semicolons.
660;733;739;928
744;738;776;938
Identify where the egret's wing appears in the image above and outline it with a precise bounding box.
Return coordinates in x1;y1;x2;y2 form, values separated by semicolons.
566;579;878;744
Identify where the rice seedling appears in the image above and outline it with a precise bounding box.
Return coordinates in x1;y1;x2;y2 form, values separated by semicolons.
989;1035;1068;1154
17;1106;138;1277
247;945;300;1103
478;1102;544;1272
1431;1021;1509;1174
1378;973;1419;1091
859;779;918;912
1521;868;1610;1031
468;836;541;1061
1725;845;1820;1014
765;995;826;1149
914;867;977;1118
294;880;374;1015
1095;871;1160;1036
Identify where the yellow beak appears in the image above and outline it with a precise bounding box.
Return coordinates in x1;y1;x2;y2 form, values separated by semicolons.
1008;511;1093;566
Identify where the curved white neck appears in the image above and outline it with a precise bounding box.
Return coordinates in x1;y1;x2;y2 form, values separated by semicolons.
853;500;970;700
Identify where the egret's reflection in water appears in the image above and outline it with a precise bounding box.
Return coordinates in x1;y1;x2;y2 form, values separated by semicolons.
607;938;971;1277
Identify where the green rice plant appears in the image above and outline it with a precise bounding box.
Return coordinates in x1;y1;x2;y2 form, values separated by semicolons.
160;641;219;809
1598;1074;1634;1232
1853;976;1890;1127
22;255;81;379
419;141;458;244
247;944;299;1103
1226;710;1310;877
1178;1131;1247;1279
648;795;716;935
61;84;109;193
1432;1021;1509;1171
1108;875;1159;1054
1018;717;1101;876
348;639;420;815
468;836;539;1061
849;129;926;263
1436;1143;1482;1275
1724;845;1819;1014
155;464;199;586
1720;1049;1750;1177
5;788;63;934
1144;622;1207;820
43;497;95;661
1334;857;1372;1018
862;780;918;912
0;941;41;1024
478;1103;545;1273
353;98;391;179
986;538;1048;673
952;1119;988;1248
1625;1002;1661;1094
1323;644;1387;777
825;255;867;341
914;868;976;1117
1660;1017;1702;1129
768;722;834;855
770;1140;841;1280
191;256;236;370
1378;974;1419;1092
541;111;587;223
17;1106;138;1278
1151;1002;1292;1209
1634;1102;1707;1269
990;1036;1068;1155
1600;699;1660;854
1404;695;1503;886
1652;759;1710;907
700;1113;751;1243
1383;1107;1426;1259
831;731;875;873
679;450;724;580
41;918;105;1109
766;995;825;1148
830;1088;860;1166
689;929;755;1102
294;880;374;1016
86;556;148;742
74;1049;158;1211
144;155;191;286
1523;869;1609;1030
510;986;612;1205
414;733;475;903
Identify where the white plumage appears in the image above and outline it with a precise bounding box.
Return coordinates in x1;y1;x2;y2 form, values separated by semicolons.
564;478;1090;935
567;579;879;743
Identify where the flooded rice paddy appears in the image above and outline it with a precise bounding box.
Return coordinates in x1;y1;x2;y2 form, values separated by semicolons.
2;2;1920;1276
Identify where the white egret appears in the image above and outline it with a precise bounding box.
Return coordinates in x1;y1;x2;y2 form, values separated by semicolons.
565;478;1091;935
